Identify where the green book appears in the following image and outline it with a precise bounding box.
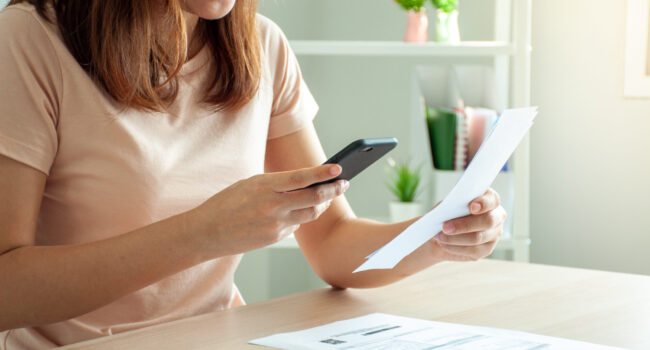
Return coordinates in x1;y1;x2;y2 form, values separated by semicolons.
426;107;456;170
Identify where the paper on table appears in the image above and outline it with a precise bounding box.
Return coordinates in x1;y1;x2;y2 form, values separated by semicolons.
250;313;623;350
354;107;537;273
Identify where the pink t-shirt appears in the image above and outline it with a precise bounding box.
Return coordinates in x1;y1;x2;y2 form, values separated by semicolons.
0;4;318;348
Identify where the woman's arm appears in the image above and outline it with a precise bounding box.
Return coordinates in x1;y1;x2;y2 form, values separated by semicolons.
265;125;506;288
0;155;216;331
0;155;195;330
0;154;346;331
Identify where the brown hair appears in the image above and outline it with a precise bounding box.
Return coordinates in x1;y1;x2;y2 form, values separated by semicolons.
9;0;261;112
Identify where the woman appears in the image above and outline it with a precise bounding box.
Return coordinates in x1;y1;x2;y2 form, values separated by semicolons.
0;0;506;348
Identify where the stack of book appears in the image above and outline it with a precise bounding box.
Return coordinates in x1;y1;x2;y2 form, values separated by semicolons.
426;106;498;171
413;65;504;171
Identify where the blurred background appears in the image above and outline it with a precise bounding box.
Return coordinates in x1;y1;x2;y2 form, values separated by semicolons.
236;0;650;303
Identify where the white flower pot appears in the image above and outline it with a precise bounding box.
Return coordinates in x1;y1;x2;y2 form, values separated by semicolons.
389;201;424;223
433;9;460;43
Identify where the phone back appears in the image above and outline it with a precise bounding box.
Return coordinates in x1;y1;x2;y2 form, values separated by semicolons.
322;137;398;184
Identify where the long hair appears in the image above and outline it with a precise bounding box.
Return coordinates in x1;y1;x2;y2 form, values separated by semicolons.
9;0;261;112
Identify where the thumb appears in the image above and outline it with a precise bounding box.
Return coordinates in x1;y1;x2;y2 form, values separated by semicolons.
271;164;342;192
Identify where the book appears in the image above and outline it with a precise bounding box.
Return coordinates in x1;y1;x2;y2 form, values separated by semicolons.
466;107;498;164
426;107;456;170
454;107;469;170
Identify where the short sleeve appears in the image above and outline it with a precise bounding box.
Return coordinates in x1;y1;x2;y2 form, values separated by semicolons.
260;16;319;140
0;7;61;175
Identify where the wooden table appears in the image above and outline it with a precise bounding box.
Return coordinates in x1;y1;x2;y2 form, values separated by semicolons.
61;260;650;349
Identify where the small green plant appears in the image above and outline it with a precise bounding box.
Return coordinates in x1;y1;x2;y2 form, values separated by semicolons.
394;0;427;12
395;0;458;13
386;158;422;202
431;0;458;13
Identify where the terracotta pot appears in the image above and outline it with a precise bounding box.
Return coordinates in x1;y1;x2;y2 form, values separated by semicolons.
404;10;428;43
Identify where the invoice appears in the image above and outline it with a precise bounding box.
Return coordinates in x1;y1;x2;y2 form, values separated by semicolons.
250;313;623;350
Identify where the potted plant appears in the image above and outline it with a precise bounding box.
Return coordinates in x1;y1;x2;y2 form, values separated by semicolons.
431;0;460;43
386;158;424;222
394;0;428;43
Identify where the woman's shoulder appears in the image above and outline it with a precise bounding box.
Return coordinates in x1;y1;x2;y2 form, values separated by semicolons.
0;3;61;53
0;3;65;122
0;2;57;33
2;1;38;16
256;14;291;53
256;14;283;38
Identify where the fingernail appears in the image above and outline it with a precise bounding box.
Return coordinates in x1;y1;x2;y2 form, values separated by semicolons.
343;180;350;190
443;222;455;233
329;165;340;176
471;202;481;213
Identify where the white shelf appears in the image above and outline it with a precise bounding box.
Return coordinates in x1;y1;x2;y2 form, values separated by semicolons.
290;40;515;57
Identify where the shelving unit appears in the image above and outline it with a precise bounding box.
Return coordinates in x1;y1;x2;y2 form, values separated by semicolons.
290;41;514;57
273;0;533;262
237;0;533;303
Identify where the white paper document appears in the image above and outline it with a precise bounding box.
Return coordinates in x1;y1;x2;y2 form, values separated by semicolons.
354;107;538;273
250;313;623;350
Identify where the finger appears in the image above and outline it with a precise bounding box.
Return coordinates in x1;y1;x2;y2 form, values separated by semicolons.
442;206;506;235
468;188;501;215
271;164;342;192
286;201;332;225
281;180;348;210
434;226;502;246
438;240;498;261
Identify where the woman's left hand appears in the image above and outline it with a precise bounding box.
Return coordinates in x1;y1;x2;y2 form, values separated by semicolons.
432;188;507;262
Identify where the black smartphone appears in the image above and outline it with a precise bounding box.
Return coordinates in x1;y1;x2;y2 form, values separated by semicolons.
309;137;398;188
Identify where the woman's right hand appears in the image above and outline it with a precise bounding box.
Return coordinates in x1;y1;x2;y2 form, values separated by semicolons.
187;164;349;258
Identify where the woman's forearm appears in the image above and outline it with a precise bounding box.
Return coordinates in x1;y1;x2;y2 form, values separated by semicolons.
0;212;209;331
305;188;507;289
0;164;349;332
306;217;440;289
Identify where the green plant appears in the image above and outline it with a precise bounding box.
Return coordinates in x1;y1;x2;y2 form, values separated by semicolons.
394;0;427;12
431;0;458;13
386;158;422;202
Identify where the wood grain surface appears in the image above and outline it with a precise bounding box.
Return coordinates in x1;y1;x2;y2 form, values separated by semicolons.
60;260;650;349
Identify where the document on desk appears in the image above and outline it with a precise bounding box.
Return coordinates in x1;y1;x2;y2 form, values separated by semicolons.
354;107;538;273
250;313;623;350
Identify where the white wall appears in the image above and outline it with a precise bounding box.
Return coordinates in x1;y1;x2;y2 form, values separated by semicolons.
529;0;650;275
